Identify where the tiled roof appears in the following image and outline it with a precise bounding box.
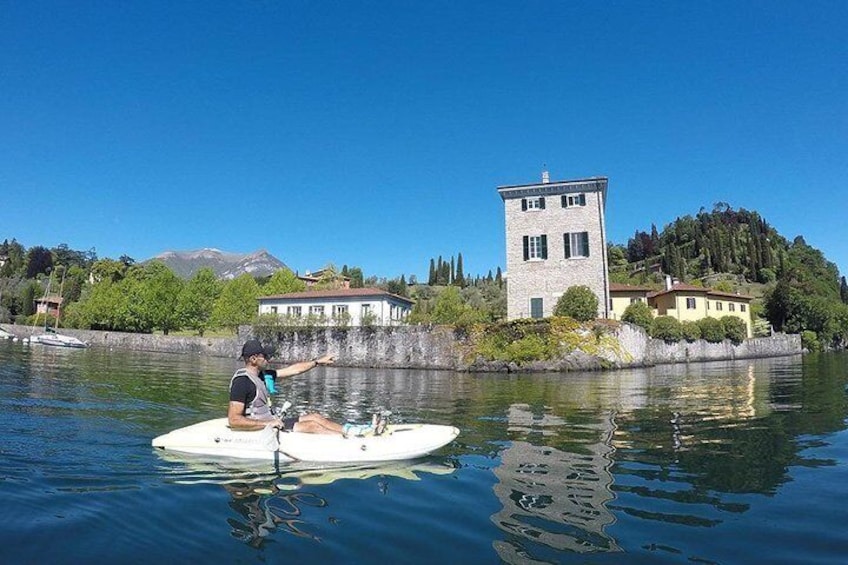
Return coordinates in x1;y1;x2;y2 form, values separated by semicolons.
705;289;754;301
647;284;752;301
260;287;414;304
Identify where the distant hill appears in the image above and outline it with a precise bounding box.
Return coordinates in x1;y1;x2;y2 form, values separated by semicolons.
150;248;290;279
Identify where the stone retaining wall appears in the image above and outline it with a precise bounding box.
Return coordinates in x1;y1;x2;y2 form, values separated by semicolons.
1;324;239;358
1;322;802;371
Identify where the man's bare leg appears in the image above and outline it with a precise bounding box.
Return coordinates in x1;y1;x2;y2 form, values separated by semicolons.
292;413;344;435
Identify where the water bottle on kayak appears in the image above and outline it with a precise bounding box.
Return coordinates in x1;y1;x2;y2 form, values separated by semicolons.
263;370;276;394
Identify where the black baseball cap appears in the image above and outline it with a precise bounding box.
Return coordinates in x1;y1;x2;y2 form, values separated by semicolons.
241;339;272;359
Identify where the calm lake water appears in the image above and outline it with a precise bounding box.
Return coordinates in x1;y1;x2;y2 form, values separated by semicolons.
1;340;847;564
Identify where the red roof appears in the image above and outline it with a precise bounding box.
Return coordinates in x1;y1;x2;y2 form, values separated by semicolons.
648;284;752;301
260;287;414;304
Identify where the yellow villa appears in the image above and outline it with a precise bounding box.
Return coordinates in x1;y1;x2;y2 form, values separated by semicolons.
609;282;753;338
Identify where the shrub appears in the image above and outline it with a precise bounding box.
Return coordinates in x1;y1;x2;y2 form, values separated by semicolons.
801;330;821;352
554;286;598;322
621;300;653;331
360;310;378;327
681;320;702;342
473;319;557;363
502;334;550;362
698;317;725;343
720;316;747;344
650;316;682;342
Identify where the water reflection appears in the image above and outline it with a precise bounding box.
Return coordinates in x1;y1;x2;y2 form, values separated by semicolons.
155;451;457;548
225;483;327;546
492;404;620;562
485;359;830;562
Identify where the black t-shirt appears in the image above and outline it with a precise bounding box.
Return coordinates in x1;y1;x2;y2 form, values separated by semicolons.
229;370;276;411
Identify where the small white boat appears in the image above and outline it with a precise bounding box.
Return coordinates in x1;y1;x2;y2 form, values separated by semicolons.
28;332;88;348
25;266;88;348
152;418;459;463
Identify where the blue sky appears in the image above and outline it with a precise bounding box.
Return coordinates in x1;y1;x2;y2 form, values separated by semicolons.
2;2;846;281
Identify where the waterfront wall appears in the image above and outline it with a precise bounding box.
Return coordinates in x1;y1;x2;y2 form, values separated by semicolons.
1;322;802;371
248;323;802;371
1;324;240;358
644;333;802;365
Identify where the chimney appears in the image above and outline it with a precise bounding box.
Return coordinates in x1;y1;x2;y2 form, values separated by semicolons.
664;275;673;291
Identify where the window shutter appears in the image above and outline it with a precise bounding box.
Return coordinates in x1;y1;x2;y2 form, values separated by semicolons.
521;198;527;211
561;195;568;208
582;232;590;256
563;233;571;258
541;234;548;259
579;193;586;206
539;197;546;209
523;236;529;260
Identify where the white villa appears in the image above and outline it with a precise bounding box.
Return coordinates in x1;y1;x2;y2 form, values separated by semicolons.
498;173;610;320
258;287;413;326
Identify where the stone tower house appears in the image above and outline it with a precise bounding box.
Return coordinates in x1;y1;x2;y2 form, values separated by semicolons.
497;174;610;320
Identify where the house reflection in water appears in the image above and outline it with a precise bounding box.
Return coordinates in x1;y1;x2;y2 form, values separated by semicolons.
488;363;768;562
490;403;622;561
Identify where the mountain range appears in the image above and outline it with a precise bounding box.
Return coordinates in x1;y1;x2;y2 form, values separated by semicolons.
151;248;289;279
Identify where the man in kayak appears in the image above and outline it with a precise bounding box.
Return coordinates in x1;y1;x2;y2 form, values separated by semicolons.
228;339;344;434
229;339;383;436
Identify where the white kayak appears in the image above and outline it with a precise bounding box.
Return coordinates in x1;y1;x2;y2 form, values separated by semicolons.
152;418;459;463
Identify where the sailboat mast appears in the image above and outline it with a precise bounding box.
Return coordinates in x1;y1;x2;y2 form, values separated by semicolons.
35;269;55;331
56;266;66;330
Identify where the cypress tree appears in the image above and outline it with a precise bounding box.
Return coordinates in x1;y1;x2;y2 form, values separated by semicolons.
428;259;436;285
455;253;465;287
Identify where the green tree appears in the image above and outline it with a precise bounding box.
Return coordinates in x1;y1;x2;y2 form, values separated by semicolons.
455;253;465;287
61;265;88;303
621;300;653;331
118;266;155;332
0;239;26;277
74;279;127;330
25;246;53;278
801;330;821;352
179;267;221;336
607;243;628;268
141;262;184;334
348;267;364;288
698;317;725;343
20;280;38;317
681;320;702;342
90;258;129;283
386;276;408;297
211;274;260;332
431;286;465;324
650;316;682;342
721;316;747;344
554;286;598;321
52;243;96;270
262;269;306;296
430;286;482;325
